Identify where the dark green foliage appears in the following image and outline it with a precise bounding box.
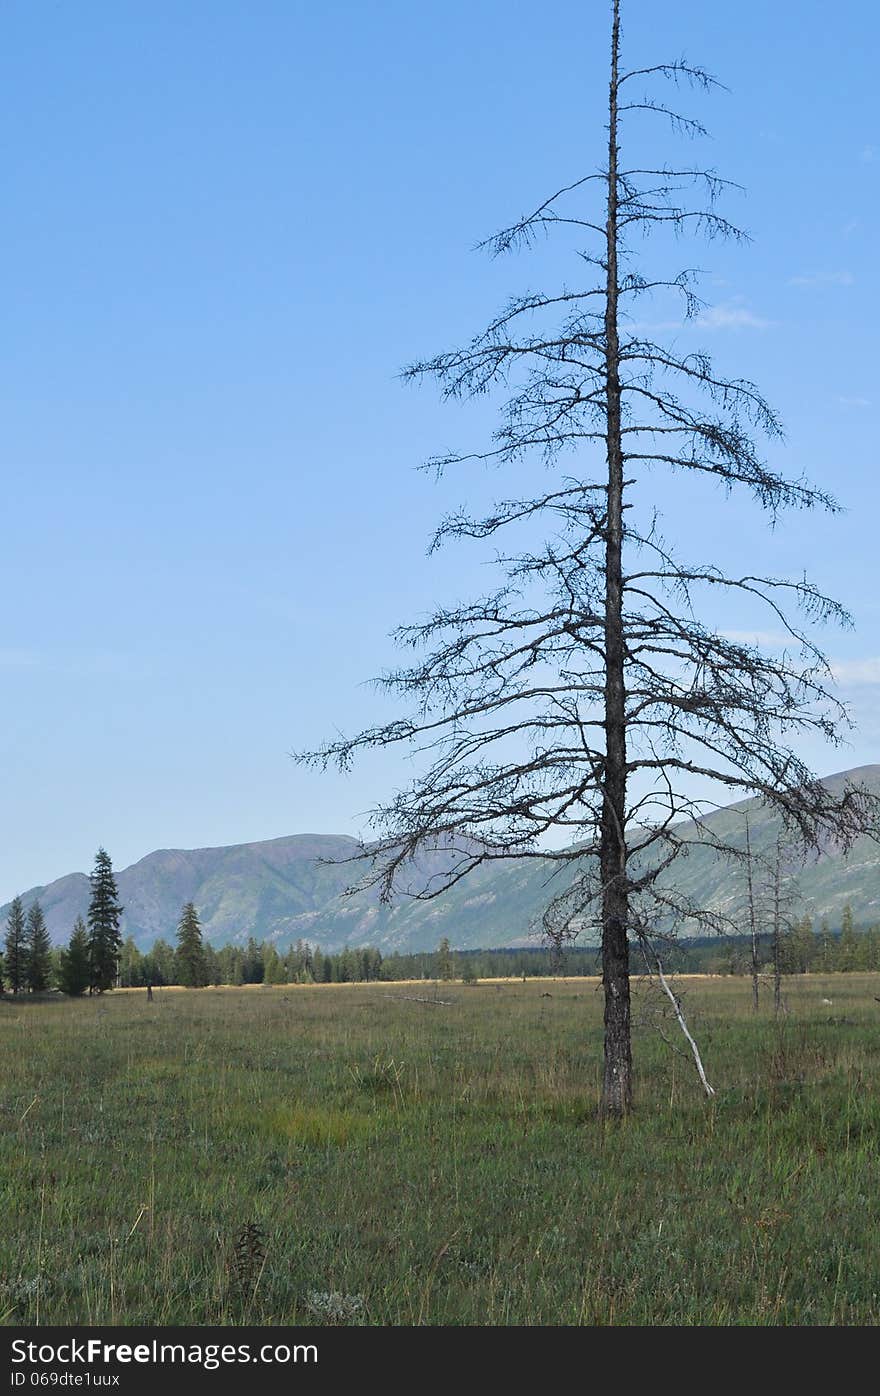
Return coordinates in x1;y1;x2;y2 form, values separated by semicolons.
216;943;245;985
436;937;453;982
203;943;222;986
24;901;51;993
4;896;27;995
262;944;285;984
87;848;123;992
36;920;880;993
144;938;175;986
838;902;859;972
780;914;815;975
175;902;207;987
59;917;91;997
119;937;143;987
243;936;264;984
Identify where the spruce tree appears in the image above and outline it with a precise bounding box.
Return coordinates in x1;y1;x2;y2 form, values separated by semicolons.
175;902;207;987
311;948;324;985
25;901;51;993
4;896;27;995
243;936;263;984
866;926;880;972
819;917;836;972
60;917;91;996
838;902;859;972
87;848;123;992
436;937;454;982
263;943;285;985
203;943;221;986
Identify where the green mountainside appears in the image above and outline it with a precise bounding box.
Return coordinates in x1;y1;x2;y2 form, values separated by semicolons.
5;766;880;952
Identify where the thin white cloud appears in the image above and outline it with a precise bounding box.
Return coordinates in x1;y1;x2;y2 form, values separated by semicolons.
694;304;773;331
788;271;854;288
860;145;876;164
720;629;790;648
836;395;872;409
627;300;773;336
831;658;880;686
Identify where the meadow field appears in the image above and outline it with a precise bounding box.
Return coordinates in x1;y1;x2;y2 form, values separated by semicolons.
3;974;880;1326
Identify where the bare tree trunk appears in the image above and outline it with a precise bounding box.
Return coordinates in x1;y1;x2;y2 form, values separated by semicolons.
745;816;760;1012
299;0;879;1125
600;0;632;1119
772;840;782;1016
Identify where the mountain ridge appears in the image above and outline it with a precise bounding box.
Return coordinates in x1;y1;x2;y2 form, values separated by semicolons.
4;765;880;952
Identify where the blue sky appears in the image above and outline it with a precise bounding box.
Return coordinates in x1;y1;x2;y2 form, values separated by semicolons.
0;0;877;900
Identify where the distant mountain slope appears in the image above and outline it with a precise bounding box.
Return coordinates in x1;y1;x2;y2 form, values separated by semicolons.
650;766;880;931
4;765;880;951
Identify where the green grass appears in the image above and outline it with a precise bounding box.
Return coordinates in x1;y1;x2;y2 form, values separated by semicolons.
3;974;880;1325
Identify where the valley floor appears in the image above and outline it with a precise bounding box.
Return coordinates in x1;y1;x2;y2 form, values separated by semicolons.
2;974;879;1325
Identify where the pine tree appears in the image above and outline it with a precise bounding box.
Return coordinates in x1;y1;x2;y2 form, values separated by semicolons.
203;943;221;986
25;901;51;993
60;917;91;997
175;902;207;987
87;848;123;992
4;896;27;995
867;926;880;972
855;923;875;972
784;914;816;976
436;937;454;982
838;902;859;972
243;937;263;984
263;944;285;984
819;917;836;972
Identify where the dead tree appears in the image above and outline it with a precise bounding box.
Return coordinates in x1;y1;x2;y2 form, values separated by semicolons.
767;836;802;1016
771;842;784;1016
300;0;876;1116
745;815;761;1013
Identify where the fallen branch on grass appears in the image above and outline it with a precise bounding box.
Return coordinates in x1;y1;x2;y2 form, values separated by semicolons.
655;959;716;1099
381;994;454;1006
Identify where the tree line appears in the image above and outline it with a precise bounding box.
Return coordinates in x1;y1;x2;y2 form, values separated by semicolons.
1;847;123;996
3;840;878;994
177;915;880;986
717;904;880;977
0;848;208;995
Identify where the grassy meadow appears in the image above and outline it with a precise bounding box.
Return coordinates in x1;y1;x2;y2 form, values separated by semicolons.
3;973;880;1325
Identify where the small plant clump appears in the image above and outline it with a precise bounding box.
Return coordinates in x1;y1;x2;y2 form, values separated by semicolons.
229;1221;267;1309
